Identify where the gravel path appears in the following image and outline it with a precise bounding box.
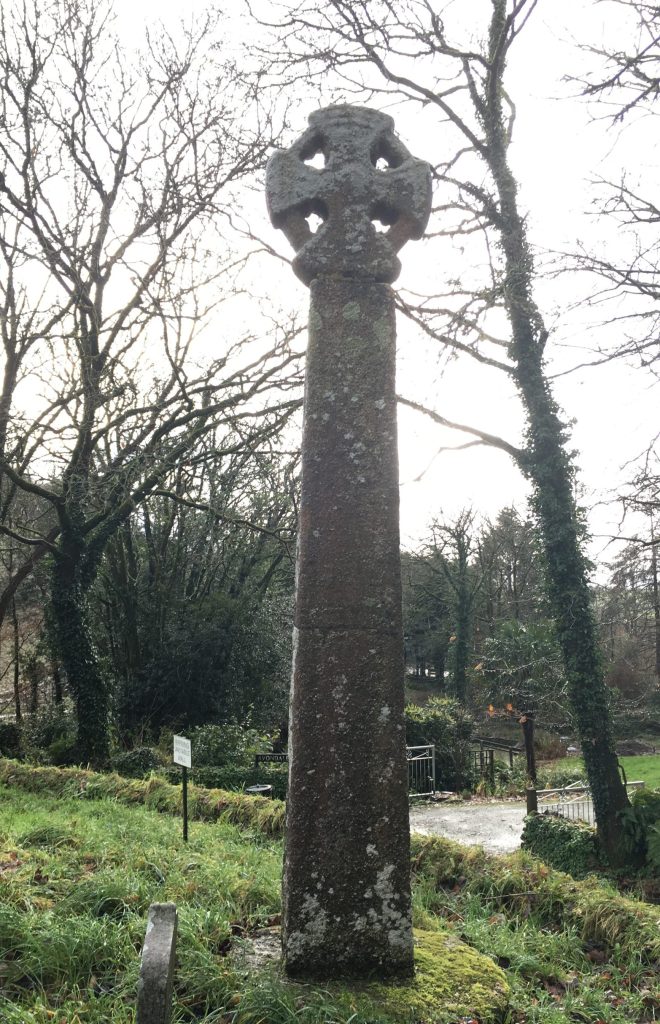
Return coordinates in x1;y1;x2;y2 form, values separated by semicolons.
410;800;527;854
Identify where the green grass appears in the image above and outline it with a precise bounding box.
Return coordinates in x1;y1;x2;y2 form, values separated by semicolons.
619;754;660;789
541;754;660;790
0;786;281;1022
1;780;659;1023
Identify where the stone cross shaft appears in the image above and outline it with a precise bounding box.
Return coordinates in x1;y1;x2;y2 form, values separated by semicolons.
266;105;431;980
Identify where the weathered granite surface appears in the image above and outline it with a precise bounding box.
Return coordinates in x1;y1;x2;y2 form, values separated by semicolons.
266;105;431;285
136;902;178;1024
266;105;431;979
283;278;412;977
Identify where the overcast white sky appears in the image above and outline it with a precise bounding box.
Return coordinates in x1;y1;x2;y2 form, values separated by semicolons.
111;0;657;565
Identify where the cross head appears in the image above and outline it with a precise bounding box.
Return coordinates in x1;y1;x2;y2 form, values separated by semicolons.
266;105;432;285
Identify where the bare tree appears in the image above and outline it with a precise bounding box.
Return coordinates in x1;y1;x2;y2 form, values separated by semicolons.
0;0;302;762
566;1;660;374
617;449;660;685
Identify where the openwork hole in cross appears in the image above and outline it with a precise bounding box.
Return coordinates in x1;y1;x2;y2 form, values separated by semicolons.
300;133;326;170
370;135;405;172
370;199;399;233
300;197;328;234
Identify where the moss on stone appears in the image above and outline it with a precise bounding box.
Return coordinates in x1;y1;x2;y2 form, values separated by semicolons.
331;928;509;1023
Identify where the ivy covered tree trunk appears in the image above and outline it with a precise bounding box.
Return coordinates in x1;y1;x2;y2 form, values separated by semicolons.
486;0;630;864
651;528;660;684
51;534;110;767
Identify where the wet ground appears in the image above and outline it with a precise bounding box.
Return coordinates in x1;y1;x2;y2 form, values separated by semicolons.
409;799;527;854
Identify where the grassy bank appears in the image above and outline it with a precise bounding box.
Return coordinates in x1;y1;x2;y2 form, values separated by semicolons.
546;754;660;790
0;757;285;836
1;773;659;1023
618;754;660;789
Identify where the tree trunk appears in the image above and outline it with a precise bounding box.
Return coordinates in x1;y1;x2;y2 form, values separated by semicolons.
105;528;142;742
453;543;471;703
486;0;630;865
51;542;110;766
651;524;660;685
433;642;446;691
11;597;21;722
29;664;39;714
520;714;536;787
513;338;629;858
51;660;63;704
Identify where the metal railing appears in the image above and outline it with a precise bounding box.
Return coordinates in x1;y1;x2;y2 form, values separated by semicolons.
407;745;436;797
254;746;437;797
473;736;520;767
537;779;645;825
470;746;496;785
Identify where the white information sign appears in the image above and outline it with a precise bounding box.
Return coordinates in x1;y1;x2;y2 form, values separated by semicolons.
173;734;192;768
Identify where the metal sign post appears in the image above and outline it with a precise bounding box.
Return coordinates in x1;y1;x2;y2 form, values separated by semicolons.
173;735;192;843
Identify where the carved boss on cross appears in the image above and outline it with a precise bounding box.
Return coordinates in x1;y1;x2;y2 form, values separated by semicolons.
266;105;432;285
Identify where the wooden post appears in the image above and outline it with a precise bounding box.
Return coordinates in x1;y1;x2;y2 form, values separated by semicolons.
182;766;188;843
521;714;537;787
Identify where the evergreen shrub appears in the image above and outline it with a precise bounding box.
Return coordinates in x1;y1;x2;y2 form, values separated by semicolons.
521;812;603;878
620;787;660;871
0;722;20;758
112;746;165;778
188;723;270;768
20;705;78;764
405;697;474;791
161;764;288;799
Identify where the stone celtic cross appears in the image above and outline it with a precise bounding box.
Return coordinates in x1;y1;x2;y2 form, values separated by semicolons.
266;105;431;980
267;105;431;285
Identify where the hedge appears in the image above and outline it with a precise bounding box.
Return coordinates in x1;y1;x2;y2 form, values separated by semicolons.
160;764;288;800
520;811;604;878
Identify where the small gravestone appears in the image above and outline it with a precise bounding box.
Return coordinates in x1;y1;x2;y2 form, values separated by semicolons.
136;902;178;1024
266;104;431;979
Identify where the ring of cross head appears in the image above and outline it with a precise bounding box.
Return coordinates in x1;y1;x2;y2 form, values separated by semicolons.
266;105;432;286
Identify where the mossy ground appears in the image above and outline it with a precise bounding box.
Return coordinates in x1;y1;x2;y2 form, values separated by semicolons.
341;929;509;1023
233;928;509;1023
1;771;659;1023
